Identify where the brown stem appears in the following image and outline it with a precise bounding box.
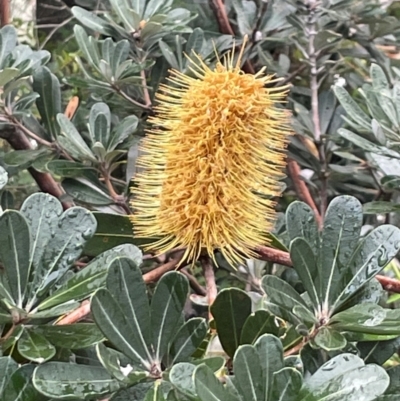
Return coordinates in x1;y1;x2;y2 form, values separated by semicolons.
0;0;10;27
208;0;254;74
182;268;207;296
112;85;151;110
287;158;322;229
0;127;73;209
57;252;185;325
307;1;328;219
200;255;218;319
141;70;152;108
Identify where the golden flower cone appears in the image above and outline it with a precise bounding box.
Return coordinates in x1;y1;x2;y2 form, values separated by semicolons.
130;38;292;266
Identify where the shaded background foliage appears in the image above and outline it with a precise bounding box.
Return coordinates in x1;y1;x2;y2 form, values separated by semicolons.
1;0;400;400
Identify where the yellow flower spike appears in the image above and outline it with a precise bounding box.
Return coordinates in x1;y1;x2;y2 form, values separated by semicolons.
130;36;292;266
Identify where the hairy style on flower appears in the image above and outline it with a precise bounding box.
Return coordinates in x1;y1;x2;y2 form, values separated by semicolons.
130;39;292;266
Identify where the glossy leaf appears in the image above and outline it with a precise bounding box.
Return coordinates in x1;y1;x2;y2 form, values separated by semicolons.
286;201;319;251
290;237;320;309
211;288;252;357
0;211;30;308
33;363;120;399
262;275;316;325
20;193;63;308
168;317;208;364
151;272;189;363
37;324;104;349
31;207;97;304
313;327;347;351
0;357;18;395
17;328;56;363
240;310;281;345
318;196;362;309
271;367;302;401
39;244;141;310
301;353;389;401
84;212;152;256
32;66;61;139
333;225;400;310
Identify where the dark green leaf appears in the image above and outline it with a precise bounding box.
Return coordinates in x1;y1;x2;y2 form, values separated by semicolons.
211;288;252;357
151;272;189;362
33;363;120;399
168;317;207;364
32;66;61;139
37;324;104;349
17;328;56;363
0;357;18;395
313;327;347;351
0;211;30;307
240;310;281;345
84;212;153;256
318;195;362;309
271;367;302;401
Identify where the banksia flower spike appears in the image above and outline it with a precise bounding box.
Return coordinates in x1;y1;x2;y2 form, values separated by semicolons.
130;37;292;266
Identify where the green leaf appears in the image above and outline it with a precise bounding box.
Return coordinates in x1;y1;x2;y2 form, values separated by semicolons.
107;115;139;151
39;244;141;310
334;224;400;310
96;343;148;385
37;324;104;349
3;148;52;168
290;238;319;309
240;310;281;345
194;364;236;401
313;327;347;351
262;275;316;325
300;353;389;401
89;103;111;147
333;85;371;130
318;195;362;310
46;160;98;179
0;211;31;308
271;367;302;401
33;363;121;399
0;357;18;395
3;365;46;401
319;91;336;135
151;272;189;362
20;193;63;307
363;201;400;214
358;336;400;365
0;26;17;67
57;114;96;161
0;68;19;86
73;25;100;69
211;288;252;358
17;328;56;363
185;28;204;56
286;201;319;251
63;178;113;206
338;128;400;158
233;345;264;401
71;7;113;35
32;66;61;140
84;212;152;257
168;317;208;364
106;257;152;359
169;363;197;398
31;207;97;305
331;303;400;335
91;287;152;370
158;40;179;69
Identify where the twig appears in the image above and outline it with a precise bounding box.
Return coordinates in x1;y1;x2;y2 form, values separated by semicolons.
200;255;218;319
56;252;185;325
287;158;322;229
39;16;74;50
307;0;328;218
257;245;400;294
141;70;152;108
182;268;207;296
112;85;152;110
208;0;255;74
0;127;73;209
0;0;10;27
